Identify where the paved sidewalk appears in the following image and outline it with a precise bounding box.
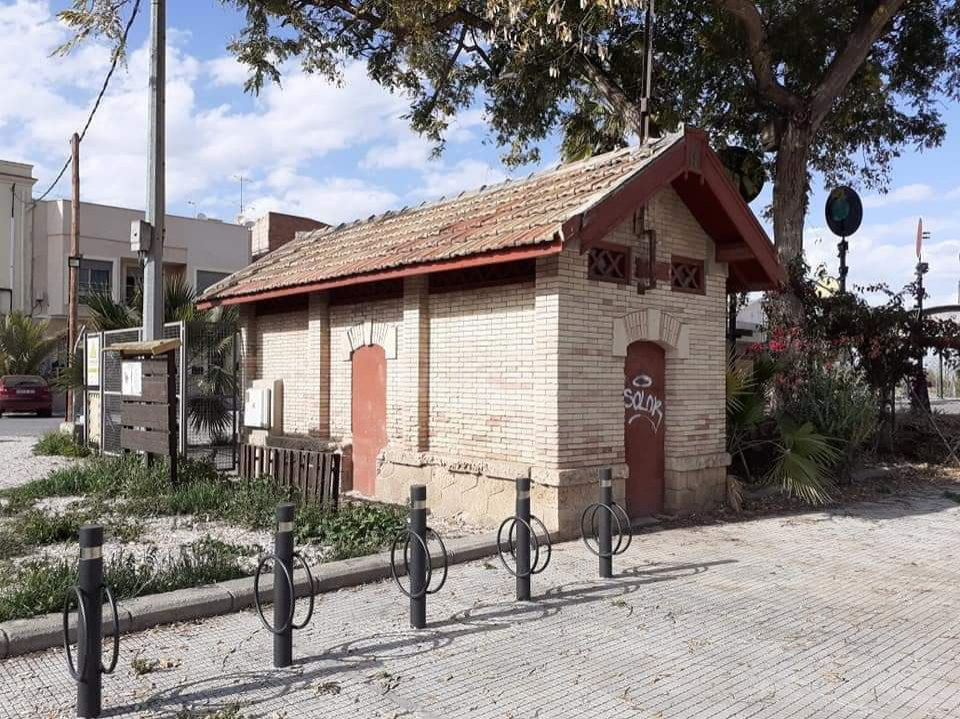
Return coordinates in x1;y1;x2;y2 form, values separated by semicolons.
3;488;959;718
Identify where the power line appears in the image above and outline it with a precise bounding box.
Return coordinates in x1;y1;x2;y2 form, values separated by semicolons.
32;0;143;206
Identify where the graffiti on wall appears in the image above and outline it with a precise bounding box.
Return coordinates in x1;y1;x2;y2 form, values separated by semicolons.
624;374;664;433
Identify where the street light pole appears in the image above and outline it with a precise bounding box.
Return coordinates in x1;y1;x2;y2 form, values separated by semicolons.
143;0;165;341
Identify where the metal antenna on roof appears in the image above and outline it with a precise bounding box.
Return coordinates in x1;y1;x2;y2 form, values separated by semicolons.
639;0;656;143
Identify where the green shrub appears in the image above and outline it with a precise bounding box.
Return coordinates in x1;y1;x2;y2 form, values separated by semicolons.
0;536;249;622
297;501;406;559
223;477;291;529
33;432;91;458
781;361;878;479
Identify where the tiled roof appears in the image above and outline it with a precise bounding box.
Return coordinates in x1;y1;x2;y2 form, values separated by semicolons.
201;132;687;302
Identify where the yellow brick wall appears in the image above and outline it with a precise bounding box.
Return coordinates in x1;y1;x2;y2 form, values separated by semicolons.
427;279;538;463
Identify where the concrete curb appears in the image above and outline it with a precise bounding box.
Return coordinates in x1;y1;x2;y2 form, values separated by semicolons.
0;530;508;660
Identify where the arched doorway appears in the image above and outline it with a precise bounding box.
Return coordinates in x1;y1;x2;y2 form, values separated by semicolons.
624;341;666;516
351;345;387;497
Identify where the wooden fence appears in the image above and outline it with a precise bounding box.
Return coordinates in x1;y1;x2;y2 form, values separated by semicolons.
239;443;341;508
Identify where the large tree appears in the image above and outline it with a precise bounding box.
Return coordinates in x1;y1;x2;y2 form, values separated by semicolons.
60;0;959;263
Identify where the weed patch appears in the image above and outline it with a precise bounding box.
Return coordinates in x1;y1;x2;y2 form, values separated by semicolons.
33;432;90;458
0;536;250;622
297;501;406;559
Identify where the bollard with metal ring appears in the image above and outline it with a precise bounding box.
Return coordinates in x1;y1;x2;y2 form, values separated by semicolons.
580;469;632;578
496;475;552;600
390;485;449;629
62;525;120;719
253;502;315;668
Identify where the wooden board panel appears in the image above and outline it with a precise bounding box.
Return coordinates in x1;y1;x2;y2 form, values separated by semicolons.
139;359;170;377
120;402;171;431
121;427;171;455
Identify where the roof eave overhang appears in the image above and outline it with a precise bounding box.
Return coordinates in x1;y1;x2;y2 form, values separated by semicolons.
197;238;563;309
563;127;784;292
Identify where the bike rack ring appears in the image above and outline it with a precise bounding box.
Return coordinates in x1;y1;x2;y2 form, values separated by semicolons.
404;527;449;595
390;529;433;599
253;553;296;635
525;515;553;574
101;585;120;674
62;585;89;681
496;516;541;578
580;502;626;558
290;551;316;630
609;502;633;555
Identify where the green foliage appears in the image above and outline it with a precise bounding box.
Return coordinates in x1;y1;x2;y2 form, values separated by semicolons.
726;351;842;504
763;418;841;505
297;501;406;559
52;0;960;260
780;361;879;479
33;432;91;458
0;536;249;623
0;312;61;375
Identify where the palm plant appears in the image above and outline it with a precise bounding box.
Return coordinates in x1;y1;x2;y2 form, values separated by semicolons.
725;351;840;505
0;313;62;375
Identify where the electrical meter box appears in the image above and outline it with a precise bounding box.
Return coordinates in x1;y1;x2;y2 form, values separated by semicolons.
244;387;271;429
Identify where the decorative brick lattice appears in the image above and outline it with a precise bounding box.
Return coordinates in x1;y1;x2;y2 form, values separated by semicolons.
587;245;630;283
670;257;705;294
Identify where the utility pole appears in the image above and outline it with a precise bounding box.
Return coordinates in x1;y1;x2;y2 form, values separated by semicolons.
143;0;165;341
67;133;80;423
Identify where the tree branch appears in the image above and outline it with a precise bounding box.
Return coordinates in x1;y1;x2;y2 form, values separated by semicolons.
809;0;909;126
577;54;643;137
712;0;803;112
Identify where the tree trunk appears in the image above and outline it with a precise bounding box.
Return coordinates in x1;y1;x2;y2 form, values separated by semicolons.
771;122;812;268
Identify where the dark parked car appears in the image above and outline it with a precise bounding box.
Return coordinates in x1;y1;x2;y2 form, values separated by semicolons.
0;375;53;417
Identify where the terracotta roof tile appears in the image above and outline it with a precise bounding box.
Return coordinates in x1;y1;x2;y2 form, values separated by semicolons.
202;132;686;302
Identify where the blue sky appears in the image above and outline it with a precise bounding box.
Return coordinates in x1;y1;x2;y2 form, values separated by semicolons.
2;0;959;305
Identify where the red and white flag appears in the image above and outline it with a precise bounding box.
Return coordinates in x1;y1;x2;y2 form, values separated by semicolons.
916;218;923;258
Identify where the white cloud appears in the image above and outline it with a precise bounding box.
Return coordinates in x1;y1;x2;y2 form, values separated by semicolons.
242;175;399;225
0;0;499;224
947;186;960;200
415;159;507;199
863;183;935;208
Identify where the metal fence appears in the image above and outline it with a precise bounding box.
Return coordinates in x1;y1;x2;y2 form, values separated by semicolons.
88;320;240;470
182;321;240;470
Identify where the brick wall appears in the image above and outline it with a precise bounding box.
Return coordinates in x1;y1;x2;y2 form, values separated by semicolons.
427;279;539;463
251;212;327;258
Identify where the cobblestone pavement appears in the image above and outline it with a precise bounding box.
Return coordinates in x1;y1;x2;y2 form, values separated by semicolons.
3;488;959;718
0;435;77;491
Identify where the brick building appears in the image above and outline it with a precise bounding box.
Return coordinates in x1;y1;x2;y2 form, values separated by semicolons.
200;128;782;532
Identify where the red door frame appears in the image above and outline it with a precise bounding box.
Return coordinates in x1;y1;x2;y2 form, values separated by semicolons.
351;345;387;497
624;342;666;516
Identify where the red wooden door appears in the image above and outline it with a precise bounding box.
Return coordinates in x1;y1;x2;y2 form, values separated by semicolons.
624;342;666;516
351;345;387;497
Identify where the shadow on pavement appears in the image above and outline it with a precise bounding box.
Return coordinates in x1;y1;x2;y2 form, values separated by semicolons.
116;559;735;717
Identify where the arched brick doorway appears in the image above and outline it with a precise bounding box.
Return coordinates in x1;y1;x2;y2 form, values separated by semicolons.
351;345;387;497
624;341;666;516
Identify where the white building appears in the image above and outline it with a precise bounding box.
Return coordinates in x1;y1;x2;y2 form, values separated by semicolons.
0;159;251;333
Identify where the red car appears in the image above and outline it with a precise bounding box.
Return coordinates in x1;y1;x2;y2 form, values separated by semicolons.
0;375;53;417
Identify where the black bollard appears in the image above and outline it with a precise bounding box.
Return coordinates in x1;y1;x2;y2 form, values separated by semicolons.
253;502;315;667
598;469;613;579
77;525;103;718
515;476;532;600
409;485;428;629
273;502;295;668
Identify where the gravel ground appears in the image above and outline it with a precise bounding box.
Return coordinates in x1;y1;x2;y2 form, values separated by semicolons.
0;436;79;491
